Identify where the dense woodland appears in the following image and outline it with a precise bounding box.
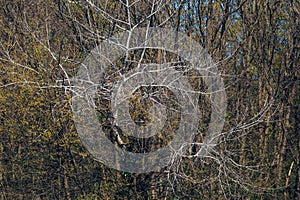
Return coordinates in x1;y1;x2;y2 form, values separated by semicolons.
0;0;299;199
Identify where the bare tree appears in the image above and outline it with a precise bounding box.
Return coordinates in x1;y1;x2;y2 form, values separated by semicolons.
0;0;299;199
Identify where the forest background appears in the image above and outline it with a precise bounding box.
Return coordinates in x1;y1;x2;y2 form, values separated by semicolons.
0;0;299;199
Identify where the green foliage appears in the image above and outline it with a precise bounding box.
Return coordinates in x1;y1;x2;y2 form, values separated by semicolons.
0;0;299;199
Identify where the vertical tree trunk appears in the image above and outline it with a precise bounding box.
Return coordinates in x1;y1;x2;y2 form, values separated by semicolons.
64;167;71;200
0;141;3;200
